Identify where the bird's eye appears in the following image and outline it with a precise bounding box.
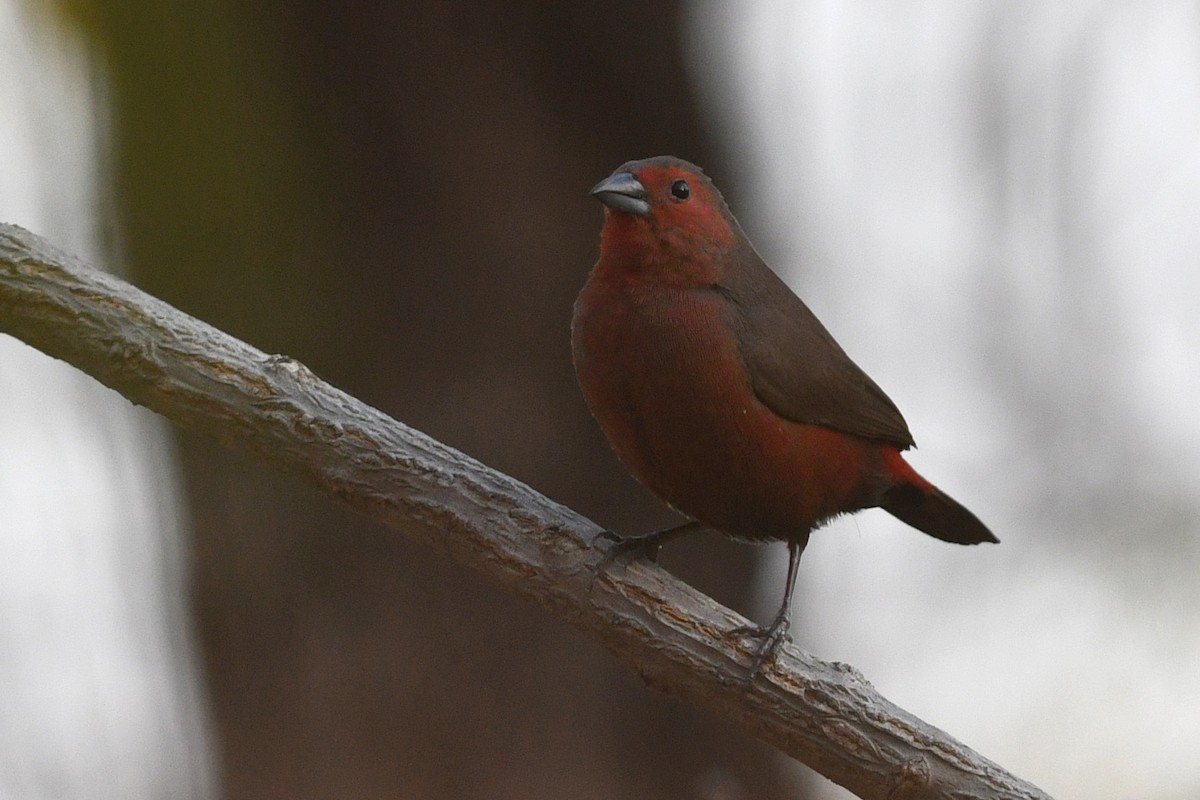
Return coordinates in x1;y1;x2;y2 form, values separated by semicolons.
670;179;691;201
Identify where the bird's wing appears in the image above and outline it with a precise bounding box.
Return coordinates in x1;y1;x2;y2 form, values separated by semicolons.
720;251;916;450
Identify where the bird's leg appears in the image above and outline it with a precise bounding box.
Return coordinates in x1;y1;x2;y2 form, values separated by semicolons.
732;539;804;683
593;519;707;571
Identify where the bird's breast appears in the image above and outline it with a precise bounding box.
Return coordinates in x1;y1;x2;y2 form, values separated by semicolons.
572;275;881;539
573;276;747;460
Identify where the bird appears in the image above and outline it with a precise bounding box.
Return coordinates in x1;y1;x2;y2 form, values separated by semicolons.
571;155;997;677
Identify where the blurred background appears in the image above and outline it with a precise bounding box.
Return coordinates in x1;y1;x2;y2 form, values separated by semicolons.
1;1;1198;799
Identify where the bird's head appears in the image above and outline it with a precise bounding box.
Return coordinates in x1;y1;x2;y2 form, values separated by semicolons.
590;156;742;284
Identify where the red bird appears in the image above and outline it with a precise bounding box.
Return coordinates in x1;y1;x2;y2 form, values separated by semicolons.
572;156;996;673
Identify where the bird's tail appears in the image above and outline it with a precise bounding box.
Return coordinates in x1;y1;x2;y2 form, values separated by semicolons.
881;482;997;544
879;450;998;545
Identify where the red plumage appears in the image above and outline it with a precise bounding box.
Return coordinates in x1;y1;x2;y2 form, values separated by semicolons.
572;156;996;673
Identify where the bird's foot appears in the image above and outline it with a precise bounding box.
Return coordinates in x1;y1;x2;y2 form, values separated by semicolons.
592;529;668;574
731;609;791;685
590;521;707;595
592;520;708;573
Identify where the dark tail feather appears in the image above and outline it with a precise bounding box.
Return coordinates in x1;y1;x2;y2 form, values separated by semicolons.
881;483;998;545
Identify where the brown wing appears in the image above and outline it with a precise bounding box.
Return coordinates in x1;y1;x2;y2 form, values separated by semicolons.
718;244;916;450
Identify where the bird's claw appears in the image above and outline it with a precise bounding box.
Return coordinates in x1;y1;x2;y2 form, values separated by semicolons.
593;530;666;575
589;530;669;594
731;613;791;685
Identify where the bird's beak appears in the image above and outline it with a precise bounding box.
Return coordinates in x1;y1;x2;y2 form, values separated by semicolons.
590;172;650;217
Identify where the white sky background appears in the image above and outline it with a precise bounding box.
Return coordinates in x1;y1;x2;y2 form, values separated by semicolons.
687;3;1200;798
0;3;213;797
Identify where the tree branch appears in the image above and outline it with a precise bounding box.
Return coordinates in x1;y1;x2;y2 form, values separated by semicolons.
0;224;1052;800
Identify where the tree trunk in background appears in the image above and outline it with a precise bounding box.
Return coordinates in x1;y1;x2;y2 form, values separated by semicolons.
72;2;797;797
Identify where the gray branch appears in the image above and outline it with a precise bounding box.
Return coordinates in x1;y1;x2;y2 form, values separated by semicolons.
0;223;1052;800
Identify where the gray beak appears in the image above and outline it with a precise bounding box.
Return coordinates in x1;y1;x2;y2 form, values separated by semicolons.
590;172;650;217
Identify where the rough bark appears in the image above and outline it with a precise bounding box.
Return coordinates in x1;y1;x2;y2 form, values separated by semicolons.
0;224;1053;800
